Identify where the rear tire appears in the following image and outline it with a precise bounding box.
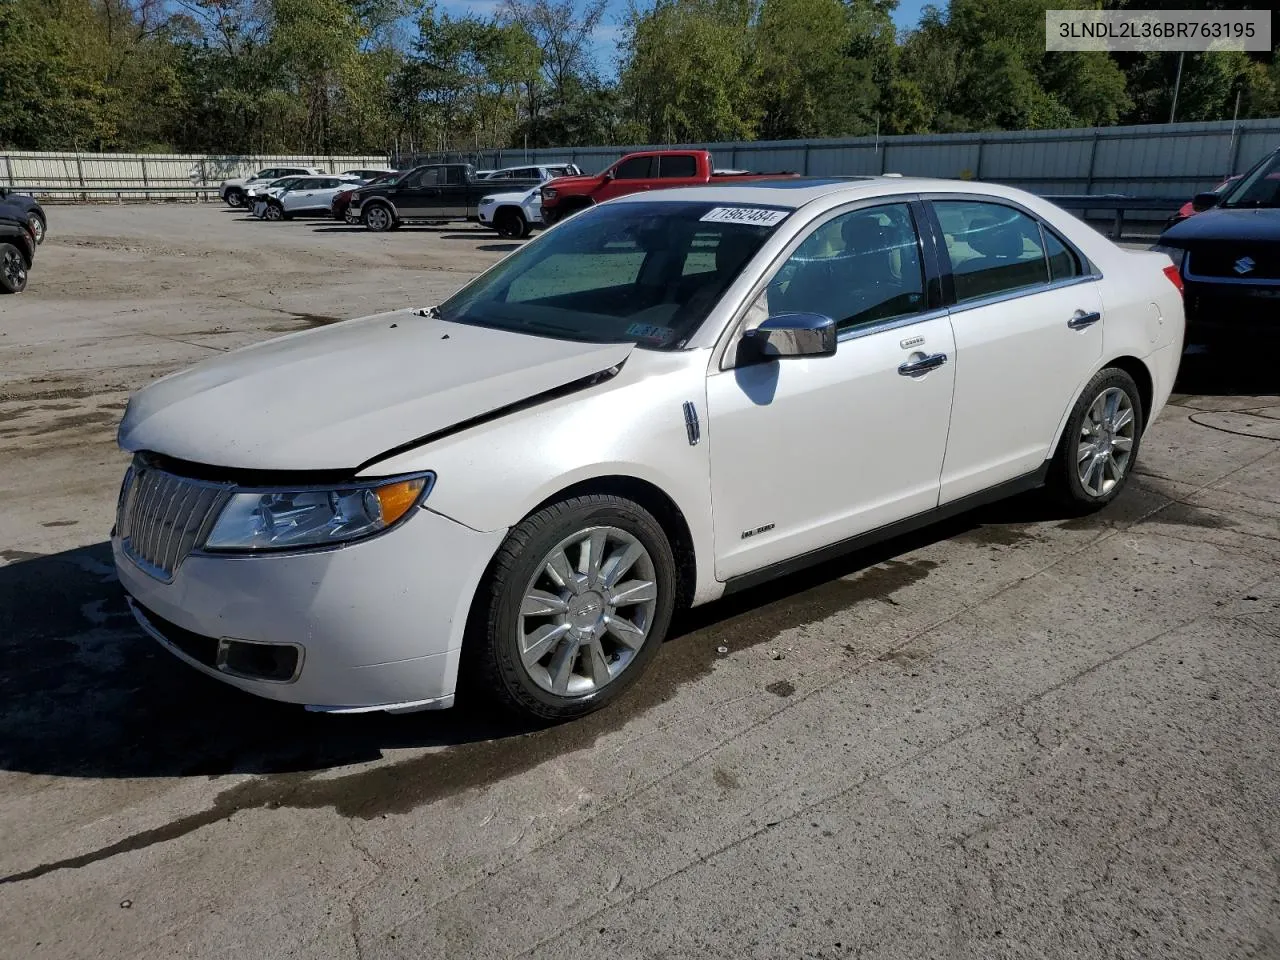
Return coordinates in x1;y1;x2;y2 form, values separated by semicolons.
465;494;677;721
225;189;245;208
1047;367;1143;511
0;243;28;293
494;208;527;240
28;214;45;244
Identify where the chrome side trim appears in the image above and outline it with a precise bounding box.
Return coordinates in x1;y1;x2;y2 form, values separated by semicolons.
947;274;1104;316
682;401;701;445
837;307;949;343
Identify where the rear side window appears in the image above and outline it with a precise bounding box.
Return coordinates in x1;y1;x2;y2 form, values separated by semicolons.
293;178;318;190
933;200;1050;302
444;167;465;185
614;156;654;180
408;167;442;187
659;155;698;178
1041;225;1082;281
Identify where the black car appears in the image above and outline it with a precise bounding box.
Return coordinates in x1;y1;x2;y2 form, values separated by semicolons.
0;211;37;293
1157;148;1280;342
0;188;47;245
349;163;541;232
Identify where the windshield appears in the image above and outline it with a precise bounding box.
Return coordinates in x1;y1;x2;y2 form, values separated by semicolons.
436;201;789;349
1222;150;1280;209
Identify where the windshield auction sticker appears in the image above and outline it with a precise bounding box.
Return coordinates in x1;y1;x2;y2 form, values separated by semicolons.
700;207;789;226
1046;10;1270;51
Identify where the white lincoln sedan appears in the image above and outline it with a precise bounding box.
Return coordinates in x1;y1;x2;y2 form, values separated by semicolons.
113;178;1185;719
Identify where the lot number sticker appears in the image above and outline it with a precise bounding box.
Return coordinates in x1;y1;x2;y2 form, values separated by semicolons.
700;207;788;226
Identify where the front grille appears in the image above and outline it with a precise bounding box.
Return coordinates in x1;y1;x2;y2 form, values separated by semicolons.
118;463;228;580
1186;246;1280;281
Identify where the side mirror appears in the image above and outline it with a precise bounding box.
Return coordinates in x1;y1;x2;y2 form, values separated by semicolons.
743;313;837;360
1191;191;1222;212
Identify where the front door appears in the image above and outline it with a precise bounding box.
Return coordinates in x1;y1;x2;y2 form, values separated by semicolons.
596;154;656;203
706;201;957;580
926;197;1105;503
396;167;446;219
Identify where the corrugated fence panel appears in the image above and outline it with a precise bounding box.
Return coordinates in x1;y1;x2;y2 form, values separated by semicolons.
0;152;389;197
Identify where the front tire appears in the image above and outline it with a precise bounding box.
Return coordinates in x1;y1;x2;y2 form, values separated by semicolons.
28;215;45;244
225;189;245;208
467;495;677;721
494;208;527;239
1048;368;1143;510
264;201;285;221
363;204;394;232
0;243;28;293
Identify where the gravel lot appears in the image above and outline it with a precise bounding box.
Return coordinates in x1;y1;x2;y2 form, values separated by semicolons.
1;204;1278;960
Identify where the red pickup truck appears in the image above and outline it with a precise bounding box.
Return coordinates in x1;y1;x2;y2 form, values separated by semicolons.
539;149;794;225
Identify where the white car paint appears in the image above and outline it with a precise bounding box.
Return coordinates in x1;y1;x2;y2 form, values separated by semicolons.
221;166;325;203
476;187;543;231
114;177;1184;714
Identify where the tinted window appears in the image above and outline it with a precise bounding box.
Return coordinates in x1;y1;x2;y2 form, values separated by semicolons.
407;167;442;187
659;155;698;178
437;201;785;349
1222;150;1280;209
614;156;654;180
758;203;925;333
445;167;465;185
934;200;1050;302
293;179;319;190
257;169;277;179
1042;225;1082;281
515;168;539;179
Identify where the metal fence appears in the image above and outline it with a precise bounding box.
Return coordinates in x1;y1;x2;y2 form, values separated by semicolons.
0;152;391;200
405;117;1280;203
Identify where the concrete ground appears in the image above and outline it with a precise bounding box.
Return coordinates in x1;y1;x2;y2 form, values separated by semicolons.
1;205;1278;960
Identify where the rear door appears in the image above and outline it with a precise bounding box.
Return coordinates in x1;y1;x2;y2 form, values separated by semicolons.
926;196;1104;503
655;153;703;191
439;166;471;218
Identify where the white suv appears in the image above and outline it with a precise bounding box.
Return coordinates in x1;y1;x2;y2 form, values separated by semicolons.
220;167;325;207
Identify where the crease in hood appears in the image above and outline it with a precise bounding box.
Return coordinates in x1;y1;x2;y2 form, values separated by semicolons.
119;309;634;471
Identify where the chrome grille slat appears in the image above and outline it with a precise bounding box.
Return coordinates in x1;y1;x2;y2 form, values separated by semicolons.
121;463;227;581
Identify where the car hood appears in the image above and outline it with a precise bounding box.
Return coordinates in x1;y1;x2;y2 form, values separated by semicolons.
543;174;603;193
118;310;634;472
1161;207;1280;245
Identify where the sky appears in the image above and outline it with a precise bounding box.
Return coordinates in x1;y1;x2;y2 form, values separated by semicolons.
432;0;931;77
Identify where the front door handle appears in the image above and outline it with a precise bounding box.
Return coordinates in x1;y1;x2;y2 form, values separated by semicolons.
1068;310;1101;330
898;353;949;376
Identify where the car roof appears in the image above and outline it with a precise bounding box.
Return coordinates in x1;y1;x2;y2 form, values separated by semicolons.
609;176;1037;210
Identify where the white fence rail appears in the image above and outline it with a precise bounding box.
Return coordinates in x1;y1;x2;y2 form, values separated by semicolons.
0;152;391;200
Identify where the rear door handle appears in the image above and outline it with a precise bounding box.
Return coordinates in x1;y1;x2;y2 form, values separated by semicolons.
1068;310;1101;330
898;353;949;376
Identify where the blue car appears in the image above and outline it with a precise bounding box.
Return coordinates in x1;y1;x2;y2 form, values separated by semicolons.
0;188;47;245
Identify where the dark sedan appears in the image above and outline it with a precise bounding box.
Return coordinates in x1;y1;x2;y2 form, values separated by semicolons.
0;188;47;245
0;210;37;293
1157;148;1280;343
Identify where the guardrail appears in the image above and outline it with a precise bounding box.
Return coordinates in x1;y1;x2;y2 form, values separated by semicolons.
1044;195;1185;239
4;185;222;202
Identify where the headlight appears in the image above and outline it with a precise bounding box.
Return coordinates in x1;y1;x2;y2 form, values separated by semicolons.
203;474;432;552
1152;244;1185;268
479;197;496;206
541;188;557;200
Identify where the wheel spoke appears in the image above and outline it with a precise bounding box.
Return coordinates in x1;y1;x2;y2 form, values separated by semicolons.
1107;453;1123;481
543;549;576;591
1104;389;1120;423
1077;441;1097;464
578;528;608;585
1112;436;1133;452
1088;452;1107;492
609;579;656;607
601;541;644;588
584;637;613;688
1113;406;1134;431
547;636;579;694
603;612;646;650
521;622;571;665
1089;394;1107;425
521;589;568;617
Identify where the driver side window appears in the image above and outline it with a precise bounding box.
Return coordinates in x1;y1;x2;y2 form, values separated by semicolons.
747;203;927;334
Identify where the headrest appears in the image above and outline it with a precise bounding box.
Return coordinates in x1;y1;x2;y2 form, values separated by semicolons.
840;216;887;255
965;214;1026;259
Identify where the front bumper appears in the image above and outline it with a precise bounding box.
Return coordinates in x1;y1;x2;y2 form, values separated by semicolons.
1184;281;1280;338
477;206;495;225
113;506;506;712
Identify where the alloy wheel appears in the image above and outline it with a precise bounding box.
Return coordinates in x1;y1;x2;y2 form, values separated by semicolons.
365;206;391;231
1077;386;1135;498
2;248;26;289
517;525;658;697
265;203;283;221
29;216;44;244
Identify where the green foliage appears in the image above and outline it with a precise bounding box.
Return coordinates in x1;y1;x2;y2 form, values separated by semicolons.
0;0;1274;154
